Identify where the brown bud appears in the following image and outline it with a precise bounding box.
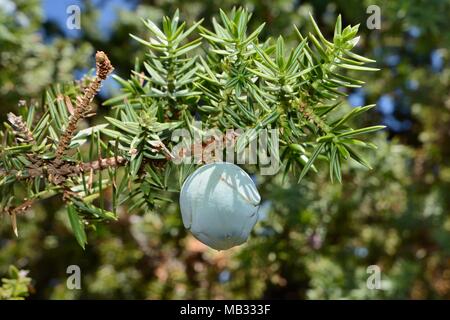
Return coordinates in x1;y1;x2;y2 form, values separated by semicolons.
95;51;114;80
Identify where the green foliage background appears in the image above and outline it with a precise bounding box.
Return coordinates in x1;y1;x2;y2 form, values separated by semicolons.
0;0;449;299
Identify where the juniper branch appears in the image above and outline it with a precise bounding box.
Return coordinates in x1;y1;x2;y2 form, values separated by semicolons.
0;9;383;245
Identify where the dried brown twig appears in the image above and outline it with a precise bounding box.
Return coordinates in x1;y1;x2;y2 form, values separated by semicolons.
55;51;114;161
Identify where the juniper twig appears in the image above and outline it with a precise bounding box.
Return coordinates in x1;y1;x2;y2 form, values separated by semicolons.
55;51;114;161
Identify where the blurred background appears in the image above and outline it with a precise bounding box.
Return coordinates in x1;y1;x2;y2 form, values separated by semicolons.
0;0;449;299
